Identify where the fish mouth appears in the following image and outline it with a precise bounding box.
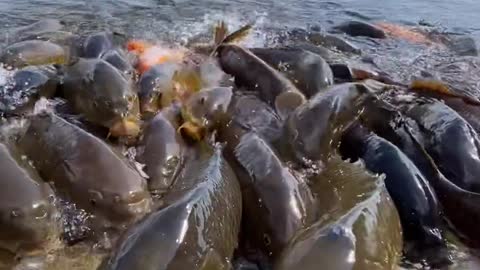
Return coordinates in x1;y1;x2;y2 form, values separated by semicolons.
0;203;58;251
120;191;152;219
178;121;206;142
140;99;160;118
109;117;141;138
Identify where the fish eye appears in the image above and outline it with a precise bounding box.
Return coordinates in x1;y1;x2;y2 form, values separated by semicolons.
127;95;137;103
31;203;49;219
10;208;23;218
88;190;104;206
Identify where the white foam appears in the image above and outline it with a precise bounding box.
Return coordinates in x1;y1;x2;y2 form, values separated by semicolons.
173;11;271;48
0;65;10;86
33;97;65;115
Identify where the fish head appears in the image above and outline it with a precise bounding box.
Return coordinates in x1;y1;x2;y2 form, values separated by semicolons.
0;182;58;252
87;186;152;224
184;86;233;129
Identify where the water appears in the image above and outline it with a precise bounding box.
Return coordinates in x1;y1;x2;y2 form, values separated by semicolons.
2;0;478;96
0;0;479;42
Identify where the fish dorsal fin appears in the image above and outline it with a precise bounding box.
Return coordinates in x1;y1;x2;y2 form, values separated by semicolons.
223;24;252;44
214;21;228;46
211;21;253;56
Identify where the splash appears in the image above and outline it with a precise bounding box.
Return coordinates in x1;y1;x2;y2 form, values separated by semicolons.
33;97;64;115
0;64;13;86
173;11;271;48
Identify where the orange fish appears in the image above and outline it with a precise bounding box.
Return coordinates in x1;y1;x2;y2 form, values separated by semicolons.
410;79;480;105
127;40;151;54
375;22;434;45
127;40;185;74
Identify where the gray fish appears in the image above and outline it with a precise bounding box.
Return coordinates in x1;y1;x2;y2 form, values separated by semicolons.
18;112;151;229
103;144;242;270
0;142;58;254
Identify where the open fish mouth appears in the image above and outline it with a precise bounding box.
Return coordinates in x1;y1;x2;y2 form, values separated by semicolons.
178;120;206;142
109;117;141;138
117;191;152;220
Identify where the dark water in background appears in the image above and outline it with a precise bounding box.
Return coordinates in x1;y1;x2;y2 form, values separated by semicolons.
0;1;480;269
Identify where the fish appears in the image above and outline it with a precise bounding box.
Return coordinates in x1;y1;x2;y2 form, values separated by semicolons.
250;47;333;98
233;132;316;258
217;44;305;118
0;40;66;68
179;87;233;142
17;112;152;230
136;103;185;194
340;123;450;266
282;82;371;164
102;144;242;270
0;141;59;255
0;65;59;116
60;58;140;138
275;180;402;270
